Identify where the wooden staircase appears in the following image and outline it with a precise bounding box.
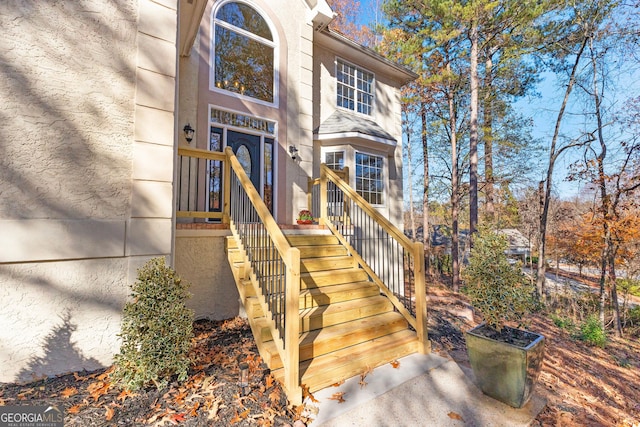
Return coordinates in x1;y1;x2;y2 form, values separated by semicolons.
226;232;418;394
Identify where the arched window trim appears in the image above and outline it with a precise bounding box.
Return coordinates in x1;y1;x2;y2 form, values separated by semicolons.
210;0;279;108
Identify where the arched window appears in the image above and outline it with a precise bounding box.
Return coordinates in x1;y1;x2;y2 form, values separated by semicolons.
212;1;276;104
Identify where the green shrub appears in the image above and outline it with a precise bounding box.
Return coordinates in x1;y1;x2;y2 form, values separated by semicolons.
550;313;575;331
113;258;194;390
579;315;606;348
462;227;537;332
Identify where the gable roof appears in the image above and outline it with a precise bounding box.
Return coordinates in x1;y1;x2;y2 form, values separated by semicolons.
314;110;396;144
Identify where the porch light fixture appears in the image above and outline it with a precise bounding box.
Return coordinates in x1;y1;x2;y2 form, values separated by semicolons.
183;123;195;143
289;145;298;160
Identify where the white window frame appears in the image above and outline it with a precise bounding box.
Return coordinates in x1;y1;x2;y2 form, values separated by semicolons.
355;150;385;206
336;58;374;116
210;0;279;107
324;150;346;171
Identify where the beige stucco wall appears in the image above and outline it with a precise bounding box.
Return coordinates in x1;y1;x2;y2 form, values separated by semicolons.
0;0;178;382
174;230;240;320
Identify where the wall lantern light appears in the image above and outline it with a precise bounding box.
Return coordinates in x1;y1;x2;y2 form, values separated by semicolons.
289;145;298;160
183;123;195;143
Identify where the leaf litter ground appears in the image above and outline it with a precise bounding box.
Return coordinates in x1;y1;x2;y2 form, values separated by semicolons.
1;287;639;426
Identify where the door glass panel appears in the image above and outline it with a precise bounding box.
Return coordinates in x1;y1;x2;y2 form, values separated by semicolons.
236;145;252;176
264;138;273;212
208;127;223;213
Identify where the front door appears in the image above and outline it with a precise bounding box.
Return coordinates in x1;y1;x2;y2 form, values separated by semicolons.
227;130;261;191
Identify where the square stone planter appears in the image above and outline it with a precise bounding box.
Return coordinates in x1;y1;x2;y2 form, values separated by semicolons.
465;324;545;408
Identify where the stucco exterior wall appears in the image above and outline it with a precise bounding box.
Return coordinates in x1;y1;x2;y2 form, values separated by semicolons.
174;231;240;320
0;0;178;382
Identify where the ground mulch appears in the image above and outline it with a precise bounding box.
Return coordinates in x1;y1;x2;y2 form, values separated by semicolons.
1;285;639;426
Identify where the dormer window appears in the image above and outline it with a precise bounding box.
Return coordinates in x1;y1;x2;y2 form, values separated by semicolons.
212;2;276;104
336;59;374;116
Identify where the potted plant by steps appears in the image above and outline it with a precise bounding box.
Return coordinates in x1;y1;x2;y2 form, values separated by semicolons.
462;227;544;408
297;209;313;225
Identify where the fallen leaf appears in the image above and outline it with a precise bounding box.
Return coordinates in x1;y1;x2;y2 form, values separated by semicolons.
448;411;464;421
170;413;186;423
68;404;83;414
265;374;275;389
189;401;200;417
268;387;281;404
60;386;78;398
359;366;372;389
329;392;346;403
230;409;250;424
73;372;88;382
302;384;318;403
105;406;115;421
206;398;221;420
331;380;345;387
391;360;401;369
117;389;135;402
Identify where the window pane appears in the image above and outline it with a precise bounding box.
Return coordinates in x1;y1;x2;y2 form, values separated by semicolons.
216;2;272;41
325;151;344;170
215;26;274;102
355;152;383;205
336;60;373;116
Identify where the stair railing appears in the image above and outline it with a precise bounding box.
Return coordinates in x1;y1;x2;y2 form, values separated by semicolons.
225;147;301;404
311;164;430;354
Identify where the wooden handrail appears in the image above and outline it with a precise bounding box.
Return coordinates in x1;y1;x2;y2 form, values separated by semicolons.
177;146;226;161
321;165;416;252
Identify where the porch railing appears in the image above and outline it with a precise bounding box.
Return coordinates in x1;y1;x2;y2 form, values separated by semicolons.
176;146;301;405
309;164;430;354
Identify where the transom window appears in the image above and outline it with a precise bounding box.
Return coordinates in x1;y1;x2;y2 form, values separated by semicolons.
336;59;374;115
213;2;275;103
355;152;383;205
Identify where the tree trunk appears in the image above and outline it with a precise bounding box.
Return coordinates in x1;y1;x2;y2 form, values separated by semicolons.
537;37;588;299
407;130;417;241
421;100;431;275
483;54;495;222
448;64;460;292
469;20;479;239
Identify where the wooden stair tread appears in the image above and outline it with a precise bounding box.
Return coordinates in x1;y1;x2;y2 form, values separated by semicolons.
299;295;393;332
301;256;354;272
267;312;411;370
286;235;340;246
298;245;348;259
301;268;369;288
273;329;418;392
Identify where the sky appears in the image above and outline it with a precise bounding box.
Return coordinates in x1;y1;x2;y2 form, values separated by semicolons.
353;0;640;201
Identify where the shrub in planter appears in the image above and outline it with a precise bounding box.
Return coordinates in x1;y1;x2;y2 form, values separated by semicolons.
113;258;194;391
462;227;544;408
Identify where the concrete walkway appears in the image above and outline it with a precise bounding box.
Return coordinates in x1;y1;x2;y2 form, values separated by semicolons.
306;353;546;427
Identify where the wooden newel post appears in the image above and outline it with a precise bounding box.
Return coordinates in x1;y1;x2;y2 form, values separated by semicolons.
414;241;430;354
223;147;232;224
319;166;328;224
284;247;302;405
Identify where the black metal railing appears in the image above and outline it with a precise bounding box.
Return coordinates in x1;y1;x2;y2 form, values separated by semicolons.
229;170;287;340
